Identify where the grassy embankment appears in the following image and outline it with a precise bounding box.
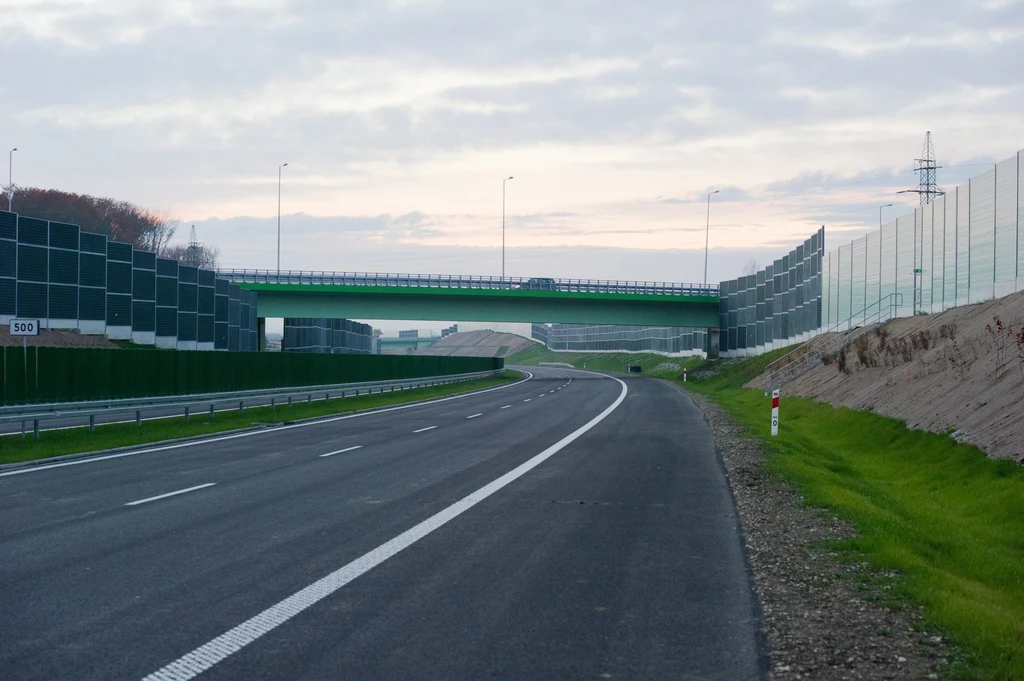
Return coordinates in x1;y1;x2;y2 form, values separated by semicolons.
507;344;702;378
0;371;523;466
685;352;1024;680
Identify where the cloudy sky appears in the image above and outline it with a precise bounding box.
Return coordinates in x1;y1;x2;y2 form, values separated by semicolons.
4;0;1023;292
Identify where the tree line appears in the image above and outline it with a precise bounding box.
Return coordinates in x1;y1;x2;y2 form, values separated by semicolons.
7;187;219;268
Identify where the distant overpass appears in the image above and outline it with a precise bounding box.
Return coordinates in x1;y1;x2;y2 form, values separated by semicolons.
219;270;721;328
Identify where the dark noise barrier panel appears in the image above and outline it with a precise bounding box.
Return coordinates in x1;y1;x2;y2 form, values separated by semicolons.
0;346;502;405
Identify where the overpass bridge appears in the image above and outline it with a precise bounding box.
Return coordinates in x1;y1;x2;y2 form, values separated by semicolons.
218;270;721;329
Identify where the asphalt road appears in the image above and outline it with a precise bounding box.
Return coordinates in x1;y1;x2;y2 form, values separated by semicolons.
0;366;766;680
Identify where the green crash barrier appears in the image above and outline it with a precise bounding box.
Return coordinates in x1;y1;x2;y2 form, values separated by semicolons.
0;346;503;405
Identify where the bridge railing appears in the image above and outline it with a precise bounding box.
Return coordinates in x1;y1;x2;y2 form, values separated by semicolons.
217;270;719;297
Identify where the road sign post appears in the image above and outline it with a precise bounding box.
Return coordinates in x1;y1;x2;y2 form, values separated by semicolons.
10;319;39;337
771;389;779;437
10;319;39;387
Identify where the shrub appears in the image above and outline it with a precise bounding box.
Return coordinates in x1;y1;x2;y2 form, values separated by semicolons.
876;326;890;351
855;337;877;368
837;347;850;374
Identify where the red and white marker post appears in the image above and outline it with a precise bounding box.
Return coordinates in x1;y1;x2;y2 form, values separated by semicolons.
771;389;780;437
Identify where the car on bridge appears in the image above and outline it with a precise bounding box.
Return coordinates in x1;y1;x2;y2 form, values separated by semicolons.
520;277;557;291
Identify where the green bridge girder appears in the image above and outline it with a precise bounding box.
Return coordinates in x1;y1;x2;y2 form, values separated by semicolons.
239;283;721;328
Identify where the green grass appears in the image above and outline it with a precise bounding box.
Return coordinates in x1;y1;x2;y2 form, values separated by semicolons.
507;343;702;378
685;355;1024;679
0;371;524;466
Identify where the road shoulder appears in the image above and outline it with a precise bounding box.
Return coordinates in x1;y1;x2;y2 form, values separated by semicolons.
686;390;952;680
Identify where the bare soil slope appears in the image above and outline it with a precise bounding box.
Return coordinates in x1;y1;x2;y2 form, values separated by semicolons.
749;290;1024;461
0;328;120;349
413;330;536;358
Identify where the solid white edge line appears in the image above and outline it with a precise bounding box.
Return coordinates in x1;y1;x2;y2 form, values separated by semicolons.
319;446;363;458
466;413;483;419
413;426;437;433
125;483;217;507
0;371;535;478
141;371;627;681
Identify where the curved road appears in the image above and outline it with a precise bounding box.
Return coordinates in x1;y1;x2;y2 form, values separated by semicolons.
0;366;766;680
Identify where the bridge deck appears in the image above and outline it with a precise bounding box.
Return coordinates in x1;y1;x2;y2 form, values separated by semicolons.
219;270;718;298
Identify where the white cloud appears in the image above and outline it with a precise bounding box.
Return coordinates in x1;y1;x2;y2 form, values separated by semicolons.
3;0;1022;282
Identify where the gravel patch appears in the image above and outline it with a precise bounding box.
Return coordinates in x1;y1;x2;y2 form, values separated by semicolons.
688;391;957;680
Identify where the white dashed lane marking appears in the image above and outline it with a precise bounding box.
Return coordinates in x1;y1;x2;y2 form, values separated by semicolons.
140;373;629;681
320;446;363;458
125;483;217;507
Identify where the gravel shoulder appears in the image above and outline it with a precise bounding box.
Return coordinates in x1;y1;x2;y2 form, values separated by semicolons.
687;390;957;680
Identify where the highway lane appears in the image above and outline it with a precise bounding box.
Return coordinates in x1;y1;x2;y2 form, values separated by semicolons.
0;366;766;680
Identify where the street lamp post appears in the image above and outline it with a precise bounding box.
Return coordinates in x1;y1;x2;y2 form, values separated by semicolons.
502;176;513;283
703;189;719;287
8;148;17;212
277;163;288;276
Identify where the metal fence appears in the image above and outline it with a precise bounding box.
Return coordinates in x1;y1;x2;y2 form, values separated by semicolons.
824;149;1024;328
218;269;719;297
1;369;506;439
761;293;902;390
0;345;503;405
531;323;707;356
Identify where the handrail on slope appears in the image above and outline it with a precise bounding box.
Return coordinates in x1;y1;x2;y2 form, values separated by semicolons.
762;293;903;392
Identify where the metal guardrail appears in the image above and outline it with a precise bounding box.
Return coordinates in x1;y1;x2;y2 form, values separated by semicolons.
762;294;903;392
217;269;719;298
1;370;505;439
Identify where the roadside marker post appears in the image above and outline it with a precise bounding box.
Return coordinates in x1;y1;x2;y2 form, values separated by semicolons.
771;389;779;437
683;368;687;382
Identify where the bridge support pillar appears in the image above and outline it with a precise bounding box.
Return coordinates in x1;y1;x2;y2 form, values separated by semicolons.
707;328;720;359
258;318;266;352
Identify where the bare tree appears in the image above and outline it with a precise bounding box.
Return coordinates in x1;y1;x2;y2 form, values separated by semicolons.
7;187;179;255
742;260;760;276
163;242;221;270
140;209;179;256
